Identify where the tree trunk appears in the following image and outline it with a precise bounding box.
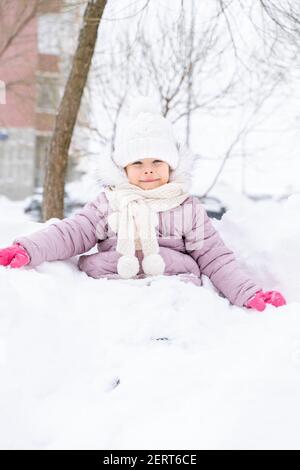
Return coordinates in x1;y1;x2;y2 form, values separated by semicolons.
42;0;107;221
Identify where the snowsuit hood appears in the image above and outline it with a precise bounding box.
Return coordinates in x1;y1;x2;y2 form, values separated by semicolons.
93;140;198;191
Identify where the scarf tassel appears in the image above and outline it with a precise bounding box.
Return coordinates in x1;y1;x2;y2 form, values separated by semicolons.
117;253;165;279
105;181;189;280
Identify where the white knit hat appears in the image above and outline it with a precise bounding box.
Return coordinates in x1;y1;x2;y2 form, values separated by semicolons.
113;95;180;170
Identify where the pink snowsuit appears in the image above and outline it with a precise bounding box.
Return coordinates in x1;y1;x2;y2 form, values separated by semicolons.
13;190;262;307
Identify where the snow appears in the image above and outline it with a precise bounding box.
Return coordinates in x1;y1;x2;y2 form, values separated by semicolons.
1;192;300;450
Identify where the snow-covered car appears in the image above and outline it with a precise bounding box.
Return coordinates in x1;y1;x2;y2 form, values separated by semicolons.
24;188;82;221
198;195;227;220
25;190;227;222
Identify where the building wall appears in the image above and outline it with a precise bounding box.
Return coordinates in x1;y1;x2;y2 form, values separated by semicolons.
0;128;36;199
0;1;38;199
0;0;87;200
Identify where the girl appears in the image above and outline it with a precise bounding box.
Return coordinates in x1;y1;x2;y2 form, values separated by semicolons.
0;96;286;312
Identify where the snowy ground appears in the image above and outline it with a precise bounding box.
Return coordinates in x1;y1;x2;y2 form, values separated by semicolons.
0;192;300;450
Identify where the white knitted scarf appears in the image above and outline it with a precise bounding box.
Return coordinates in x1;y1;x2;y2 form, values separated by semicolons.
104;181;190;279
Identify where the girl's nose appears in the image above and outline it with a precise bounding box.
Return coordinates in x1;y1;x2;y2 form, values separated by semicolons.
144;168;153;174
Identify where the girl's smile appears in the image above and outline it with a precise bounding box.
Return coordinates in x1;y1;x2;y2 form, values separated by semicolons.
139;178;160;182
125;158;170;189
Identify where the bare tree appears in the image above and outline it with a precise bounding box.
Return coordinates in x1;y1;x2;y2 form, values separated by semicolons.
0;0;40;125
90;39;135;157
87;1;238;159
83;0;152;159
199;71;282;196
216;0;300;80
41;0;300;204
42;0;107;221
0;0;39;59
2;1;300;203
0;0;84;124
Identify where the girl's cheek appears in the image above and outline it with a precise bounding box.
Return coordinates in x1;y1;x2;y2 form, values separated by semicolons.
133;170;140;180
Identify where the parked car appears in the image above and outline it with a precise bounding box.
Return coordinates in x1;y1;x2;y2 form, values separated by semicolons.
198;195;227;220
246;192;295;203
25;189;227;222
24;188;84;221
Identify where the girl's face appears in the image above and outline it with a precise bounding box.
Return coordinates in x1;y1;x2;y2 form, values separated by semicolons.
125;158;170;190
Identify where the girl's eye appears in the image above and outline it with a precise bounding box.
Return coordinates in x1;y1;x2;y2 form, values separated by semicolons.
131;160;162;166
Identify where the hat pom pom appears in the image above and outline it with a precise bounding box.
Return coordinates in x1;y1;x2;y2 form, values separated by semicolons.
117;254;140;279
129;96;160;118
142;254;165;276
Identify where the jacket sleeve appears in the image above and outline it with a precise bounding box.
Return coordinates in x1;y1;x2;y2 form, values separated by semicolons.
183;198;262;307
12;193;108;268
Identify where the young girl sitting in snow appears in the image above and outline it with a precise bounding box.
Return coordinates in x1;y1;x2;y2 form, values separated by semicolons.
0;96;286;312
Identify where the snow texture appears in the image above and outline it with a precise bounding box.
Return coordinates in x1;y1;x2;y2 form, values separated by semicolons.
0;192;299;450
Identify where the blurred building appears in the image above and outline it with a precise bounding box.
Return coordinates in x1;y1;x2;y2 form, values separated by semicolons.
0;0;88;200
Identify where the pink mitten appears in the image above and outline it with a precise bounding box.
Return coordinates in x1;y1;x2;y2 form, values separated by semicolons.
260;290;287;307
245;289;287;311
0;243;30;268
245;290;266;311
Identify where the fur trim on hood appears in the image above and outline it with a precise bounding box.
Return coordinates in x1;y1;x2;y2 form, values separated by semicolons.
93;141;199;191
